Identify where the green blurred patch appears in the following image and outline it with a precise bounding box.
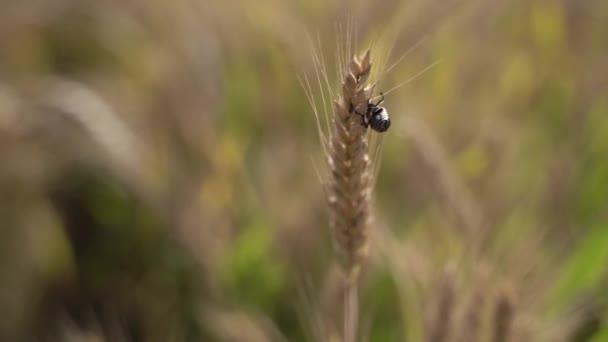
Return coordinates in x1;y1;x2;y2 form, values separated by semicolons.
590;326;608;342
576;101;608;222
456;143;489;181
530;3;566;52
553;222;608;309
363;268;404;341
499;52;534;100
32;203;76;280
221;57;262;140
220;219;287;314
430;29;459;106
526;77;575;149
586;101;608;156
51;171;198;303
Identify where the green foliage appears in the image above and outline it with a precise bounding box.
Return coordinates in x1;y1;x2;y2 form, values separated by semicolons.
554;222;608;308
220;219;287;313
363;269;404;341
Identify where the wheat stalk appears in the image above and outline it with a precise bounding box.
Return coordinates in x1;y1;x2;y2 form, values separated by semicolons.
329;50;374;275
325;49;376;342
426;268;455;342
491;288;515;342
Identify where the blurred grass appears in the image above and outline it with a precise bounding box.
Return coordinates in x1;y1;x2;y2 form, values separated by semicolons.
1;0;608;340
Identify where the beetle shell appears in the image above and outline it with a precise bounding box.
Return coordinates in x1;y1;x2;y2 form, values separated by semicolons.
370;107;390;132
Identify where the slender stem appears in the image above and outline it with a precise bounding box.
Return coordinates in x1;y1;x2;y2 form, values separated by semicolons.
327;50;373;342
344;276;359;342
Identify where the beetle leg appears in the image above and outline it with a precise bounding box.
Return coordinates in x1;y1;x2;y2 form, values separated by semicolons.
354;109;370;128
361;115;370;128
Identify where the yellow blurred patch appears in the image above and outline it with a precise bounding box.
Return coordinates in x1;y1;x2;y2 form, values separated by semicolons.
500;52;534;99
530;3;566;51
456;144;489;181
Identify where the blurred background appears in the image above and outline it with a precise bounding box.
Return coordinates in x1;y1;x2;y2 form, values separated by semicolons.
1;0;608;341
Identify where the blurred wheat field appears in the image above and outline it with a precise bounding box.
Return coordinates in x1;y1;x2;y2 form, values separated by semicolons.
1;0;608;341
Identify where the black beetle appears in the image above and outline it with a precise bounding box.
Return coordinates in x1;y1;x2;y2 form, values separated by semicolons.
355;92;391;133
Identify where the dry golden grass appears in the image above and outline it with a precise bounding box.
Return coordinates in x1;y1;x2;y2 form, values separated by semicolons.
2;1;605;340
328;50;374;278
302;48;381;342
328;50;375;342
302;44;382;341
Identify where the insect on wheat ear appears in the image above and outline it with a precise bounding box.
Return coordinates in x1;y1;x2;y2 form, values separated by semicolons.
354;92;391;133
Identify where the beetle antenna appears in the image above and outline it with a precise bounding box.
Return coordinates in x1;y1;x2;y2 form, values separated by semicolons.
382;60;441;96
371;92;385;106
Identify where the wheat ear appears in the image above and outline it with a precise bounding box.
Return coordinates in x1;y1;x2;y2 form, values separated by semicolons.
327;50;375;342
